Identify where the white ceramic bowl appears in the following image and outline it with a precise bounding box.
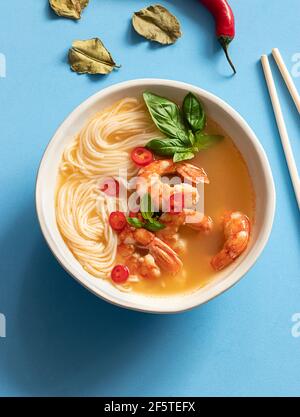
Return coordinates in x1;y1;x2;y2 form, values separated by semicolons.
36;79;275;313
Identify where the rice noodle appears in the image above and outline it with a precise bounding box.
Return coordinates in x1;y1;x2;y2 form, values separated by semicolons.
56;98;161;287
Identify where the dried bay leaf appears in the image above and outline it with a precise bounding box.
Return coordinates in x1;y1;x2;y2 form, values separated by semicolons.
49;0;89;20
68;38;119;75
132;4;182;45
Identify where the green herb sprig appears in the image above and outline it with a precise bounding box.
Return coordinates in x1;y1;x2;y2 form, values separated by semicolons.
127;194;165;232
144;91;223;162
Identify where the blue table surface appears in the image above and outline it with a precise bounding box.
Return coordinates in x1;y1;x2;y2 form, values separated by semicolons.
0;0;299;397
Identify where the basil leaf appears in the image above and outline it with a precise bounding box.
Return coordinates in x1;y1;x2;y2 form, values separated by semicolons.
49;0;89;20
188;129;195;146
183;93;206;133
194;133;223;151
127;217;144;228
173;151;195;163
144;219;166;232
140;194;153;220
143;92;189;143
127;215;165;232
146;138;186;156
132;4;182;45
68;38;119;75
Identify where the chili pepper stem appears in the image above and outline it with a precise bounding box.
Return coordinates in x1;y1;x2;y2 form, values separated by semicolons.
219;36;236;74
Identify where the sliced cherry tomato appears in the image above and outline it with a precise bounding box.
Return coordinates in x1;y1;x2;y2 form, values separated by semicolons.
111;265;129;284
131;147;153;167
109;211;127;231
100;178;120;197
169;193;185;213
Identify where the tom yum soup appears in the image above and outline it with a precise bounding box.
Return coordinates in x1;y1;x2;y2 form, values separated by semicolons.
56;92;255;296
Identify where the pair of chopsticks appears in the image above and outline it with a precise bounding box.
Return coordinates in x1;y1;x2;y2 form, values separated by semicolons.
261;48;300;210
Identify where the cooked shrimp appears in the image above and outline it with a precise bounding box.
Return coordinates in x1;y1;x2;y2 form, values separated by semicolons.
118;226;183;277
176;162;209;185
117;243;135;258
118;228;161;278
140;254;161;279
125;253;161;279
181;209;214;233
148;237;183;274
157;210;213;253
211;211;250;271
136;159;209;209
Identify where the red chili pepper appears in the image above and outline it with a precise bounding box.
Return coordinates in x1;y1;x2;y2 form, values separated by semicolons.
131;147;154;167
200;0;236;74
109;211;127;231
111;265;129;284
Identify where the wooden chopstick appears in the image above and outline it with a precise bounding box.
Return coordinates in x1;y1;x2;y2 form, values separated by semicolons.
272;48;300;114
261;54;300;210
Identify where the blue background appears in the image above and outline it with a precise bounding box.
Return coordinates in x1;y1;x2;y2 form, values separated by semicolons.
0;0;299;397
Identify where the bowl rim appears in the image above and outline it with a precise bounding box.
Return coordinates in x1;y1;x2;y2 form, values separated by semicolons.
35;78;276;314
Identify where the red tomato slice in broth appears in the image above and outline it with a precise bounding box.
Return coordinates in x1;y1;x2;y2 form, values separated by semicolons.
131;147;153;167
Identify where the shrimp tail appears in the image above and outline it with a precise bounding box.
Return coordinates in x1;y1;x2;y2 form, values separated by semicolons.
211;249;236;271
